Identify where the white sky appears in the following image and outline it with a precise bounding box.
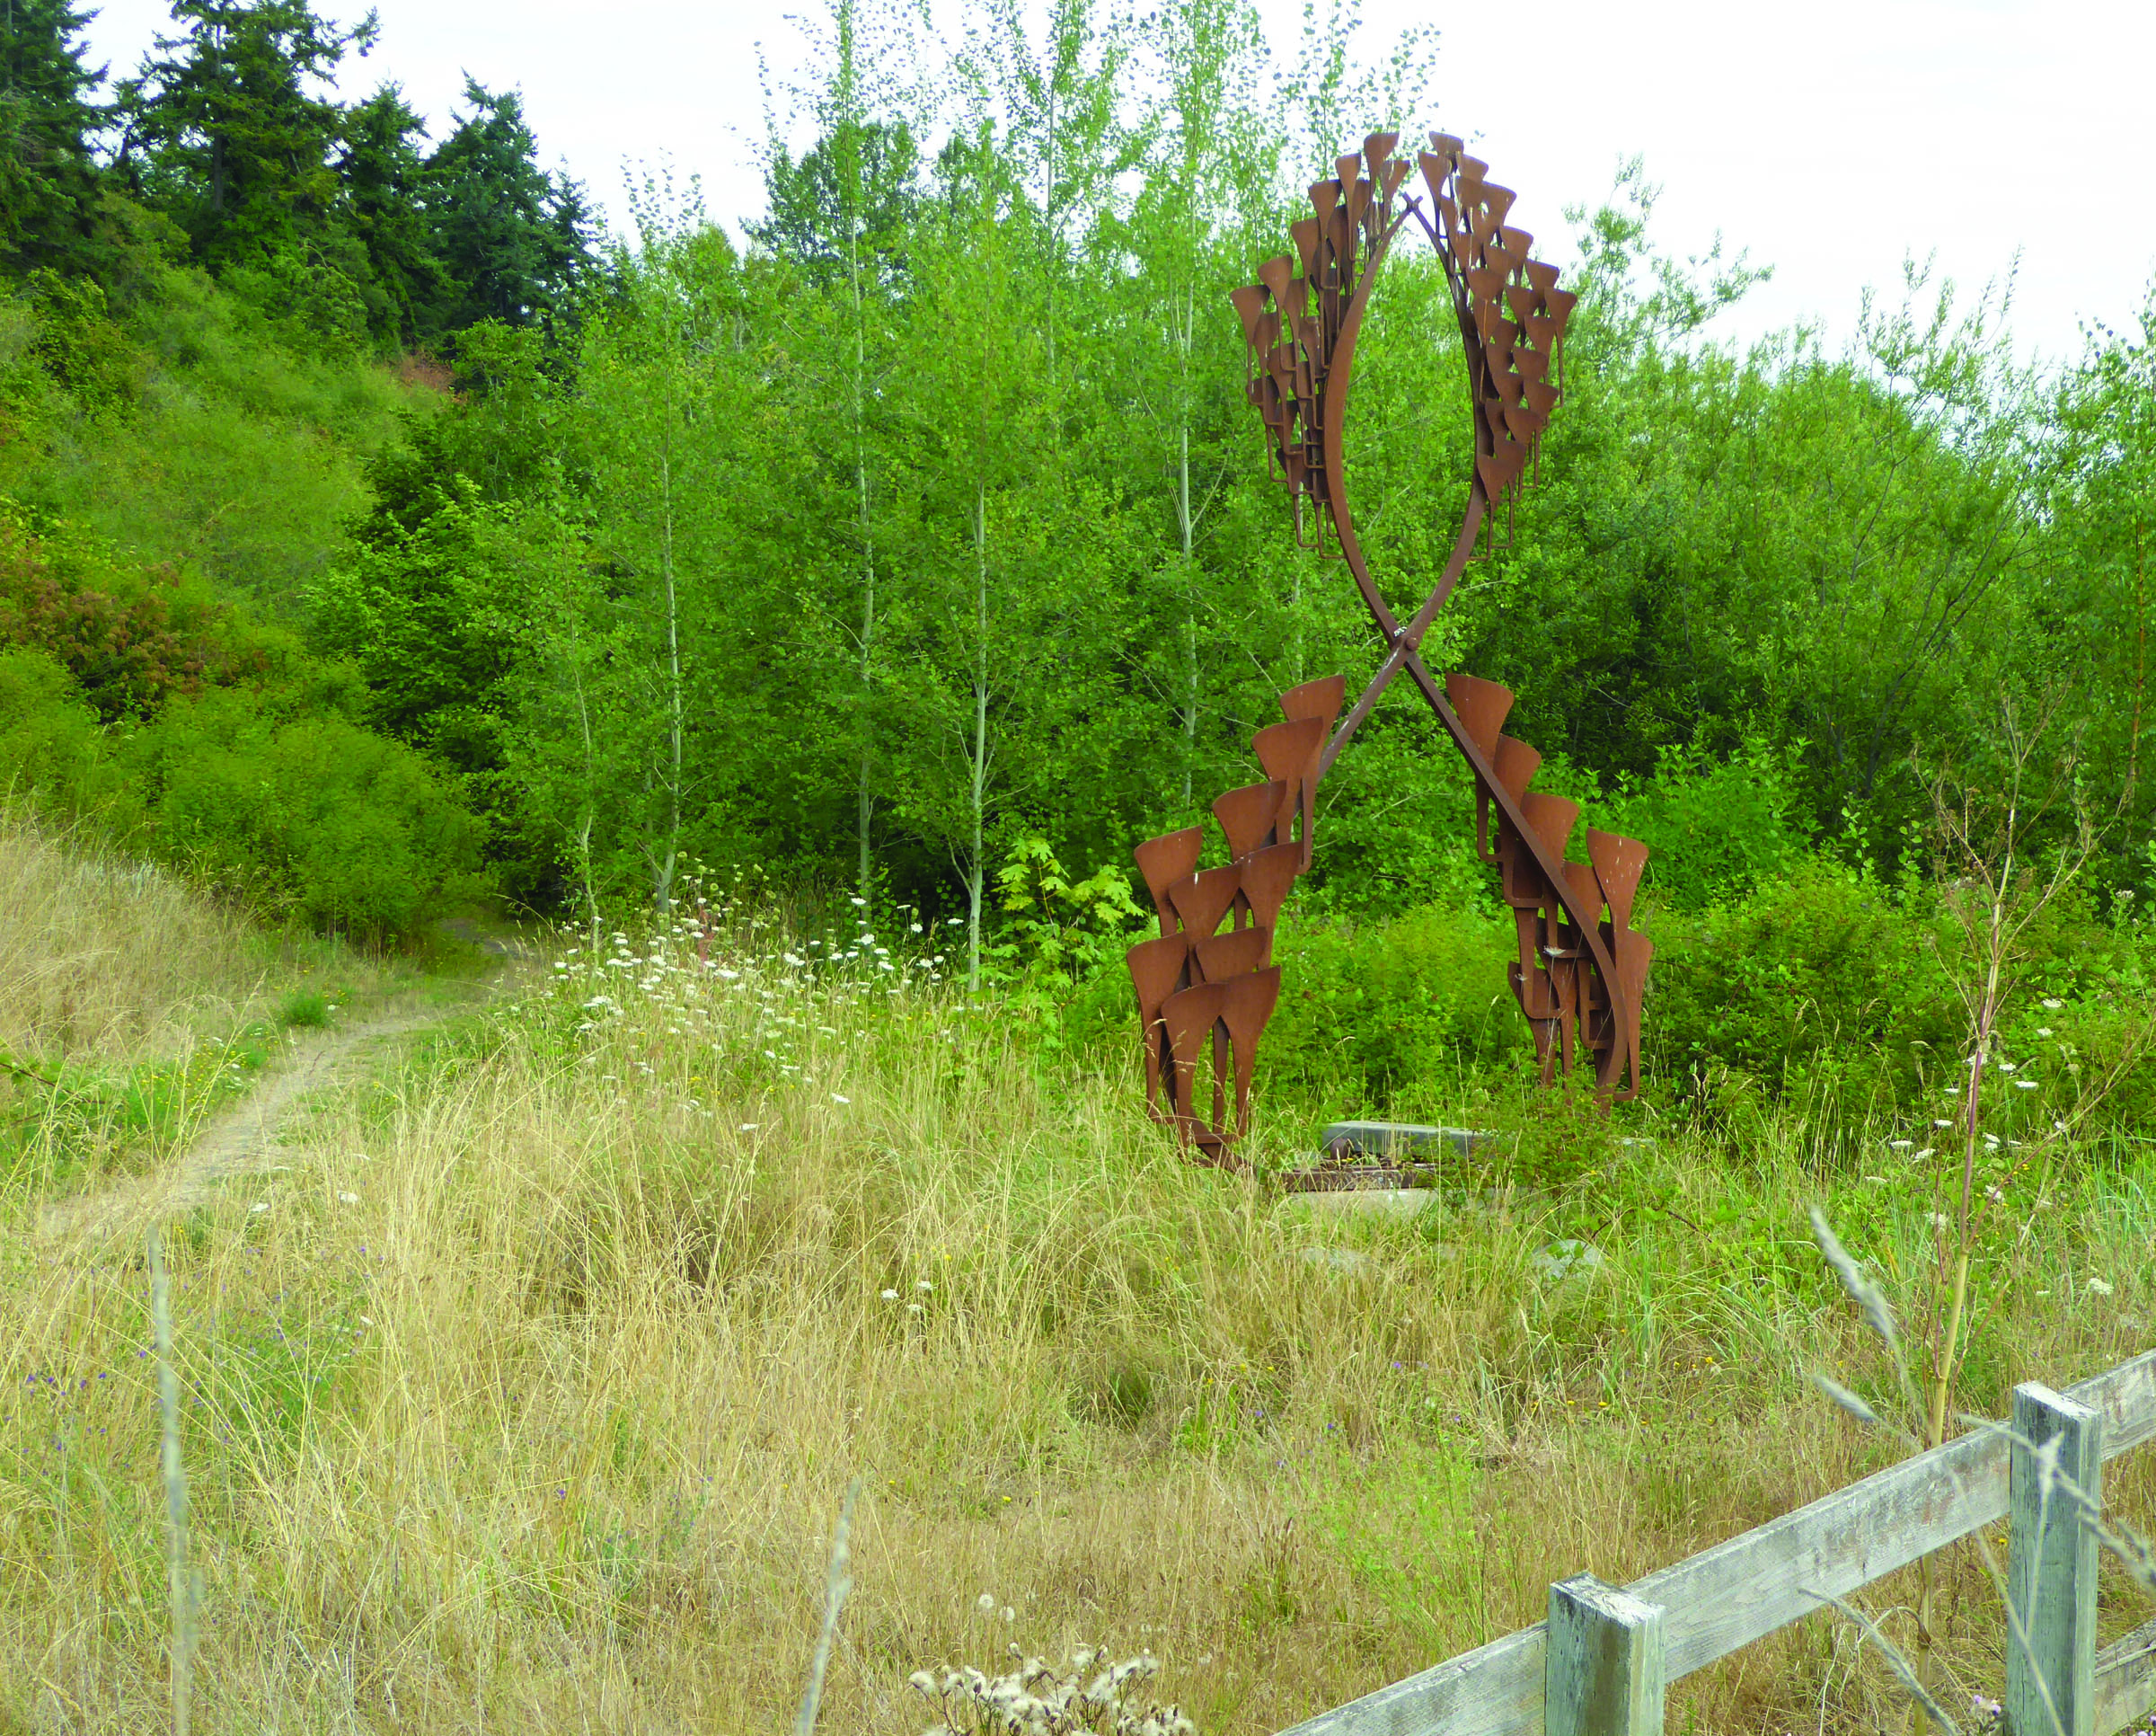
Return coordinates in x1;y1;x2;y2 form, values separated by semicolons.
80;0;2156;372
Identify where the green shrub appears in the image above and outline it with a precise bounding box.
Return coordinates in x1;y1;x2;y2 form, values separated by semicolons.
1643;862;1957;1116
0;645;114;813
278;988;331;1028
0;497;270;720
1247;902;1528;1114
126;688;483;940
1596;734;1810;911
1642;861;2153;1131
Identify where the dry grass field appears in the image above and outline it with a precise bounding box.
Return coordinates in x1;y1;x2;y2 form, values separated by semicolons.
1;872;2151;1733
0;810;270;1066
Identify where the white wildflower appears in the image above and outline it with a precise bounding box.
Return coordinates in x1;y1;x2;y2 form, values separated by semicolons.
2041;997;2063;1010
832;1092;850;1104
2088;1277;2115;1296
978;1593;996;1612
882;1289;899;1301
338;1191;359;1205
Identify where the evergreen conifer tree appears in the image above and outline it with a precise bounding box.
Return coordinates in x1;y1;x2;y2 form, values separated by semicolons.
0;0;111;275
115;0;375;270
422;78;593;337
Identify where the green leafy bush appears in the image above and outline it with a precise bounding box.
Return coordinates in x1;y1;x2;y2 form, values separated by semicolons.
1642;862;1958;1116
0;645;113;812
0;498;270;720
1596;734;1810;910
126;689;483;939
1248;902;1528;1113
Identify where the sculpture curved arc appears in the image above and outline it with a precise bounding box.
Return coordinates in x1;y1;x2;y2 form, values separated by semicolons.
1127;126;1657;1151
1226;127;1657;1104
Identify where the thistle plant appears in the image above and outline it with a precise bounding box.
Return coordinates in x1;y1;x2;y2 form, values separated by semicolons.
907;1646;1195;1736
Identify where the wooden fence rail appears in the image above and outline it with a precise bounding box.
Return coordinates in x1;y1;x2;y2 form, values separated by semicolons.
1284;1347;2156;1736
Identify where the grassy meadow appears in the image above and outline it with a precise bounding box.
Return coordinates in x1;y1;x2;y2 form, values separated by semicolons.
3;842;2151;1734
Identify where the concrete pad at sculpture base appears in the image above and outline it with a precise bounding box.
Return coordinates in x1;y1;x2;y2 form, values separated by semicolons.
1321;1120;1486;1158
1279;1188;1440;1220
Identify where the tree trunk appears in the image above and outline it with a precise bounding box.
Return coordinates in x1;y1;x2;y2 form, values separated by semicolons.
967;478;990;993
654;446;683;914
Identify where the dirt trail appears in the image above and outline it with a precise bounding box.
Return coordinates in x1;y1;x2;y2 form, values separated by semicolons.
39;943;533;1244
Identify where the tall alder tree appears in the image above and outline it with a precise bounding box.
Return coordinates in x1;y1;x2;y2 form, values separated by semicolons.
752;0;924;897
570;203;757;911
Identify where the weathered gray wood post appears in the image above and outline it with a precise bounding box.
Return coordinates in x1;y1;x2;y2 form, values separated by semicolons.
2007;1382;2104;1736
1547;1574;1666;1736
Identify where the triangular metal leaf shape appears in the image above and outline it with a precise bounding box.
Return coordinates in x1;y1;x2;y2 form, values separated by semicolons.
1586;828;1649;934
1169;864;1241;940
1213;780;1290;861
1520;791;1581;859
1194;924;1268;985
1126;932;1191;1112
1220;967;1283;1137
1279;673;1347;734
1133;827;1202;934
1238;841;1302;940
1252;715;1324;784
1493;735;1542;802
1161;979;1230;1129
1445;673;1514;760
1290;217;1321;279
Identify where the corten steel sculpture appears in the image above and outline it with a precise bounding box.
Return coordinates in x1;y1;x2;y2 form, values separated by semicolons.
1127;675;1348;1165
1128;131;1656;1155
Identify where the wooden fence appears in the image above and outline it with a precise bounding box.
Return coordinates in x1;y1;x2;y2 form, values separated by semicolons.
1283;1348;2156;1736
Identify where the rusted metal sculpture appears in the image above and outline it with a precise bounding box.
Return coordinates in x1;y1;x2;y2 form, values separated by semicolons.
1128;676;1346;1165
1127;131;1655;1155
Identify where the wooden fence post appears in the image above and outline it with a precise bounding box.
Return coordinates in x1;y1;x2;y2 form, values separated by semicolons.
1547;1574;1665;1736
2007;1382;2104;1736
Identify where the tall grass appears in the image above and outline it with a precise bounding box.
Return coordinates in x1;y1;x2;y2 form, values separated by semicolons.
0;805;266;1065
1;899;2148;1732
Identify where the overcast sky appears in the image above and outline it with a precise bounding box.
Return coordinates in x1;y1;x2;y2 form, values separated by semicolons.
79;0;2156;371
